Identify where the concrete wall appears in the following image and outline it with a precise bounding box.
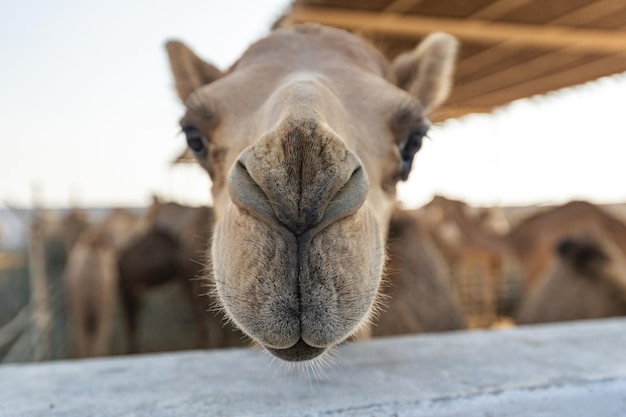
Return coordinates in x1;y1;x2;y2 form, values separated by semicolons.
1;318;625;416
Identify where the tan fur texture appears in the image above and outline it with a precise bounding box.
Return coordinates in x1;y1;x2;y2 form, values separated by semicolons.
374;209;466;336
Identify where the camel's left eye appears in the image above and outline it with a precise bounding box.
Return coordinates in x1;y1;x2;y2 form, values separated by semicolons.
183;126;207;154
399;129;426;181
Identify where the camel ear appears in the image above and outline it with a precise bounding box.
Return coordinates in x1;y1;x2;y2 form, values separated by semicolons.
391;33;458;113
165;40;224;102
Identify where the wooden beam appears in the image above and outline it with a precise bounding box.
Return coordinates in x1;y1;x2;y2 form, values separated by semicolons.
431;105;494;122
289;7;626;53
550;0;626;26
455;0;626;83
451;54;626;108
469;0;535;20
455;43;535;82
384;0;423;13
451;48;596;102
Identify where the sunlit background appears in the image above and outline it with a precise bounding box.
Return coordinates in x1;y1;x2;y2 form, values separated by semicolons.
2;0;625;213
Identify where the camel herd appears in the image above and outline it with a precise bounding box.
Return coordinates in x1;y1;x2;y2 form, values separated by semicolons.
419;196;626;326
31;23;626;361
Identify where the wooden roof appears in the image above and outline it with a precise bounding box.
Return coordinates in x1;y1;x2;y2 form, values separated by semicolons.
274;0;626;122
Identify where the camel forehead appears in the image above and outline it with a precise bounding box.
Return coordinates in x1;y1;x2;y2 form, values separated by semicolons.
233;24;390;76
184;25;419;130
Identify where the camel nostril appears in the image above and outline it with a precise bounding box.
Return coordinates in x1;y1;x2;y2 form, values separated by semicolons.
319;165;368;227
227;159;277;224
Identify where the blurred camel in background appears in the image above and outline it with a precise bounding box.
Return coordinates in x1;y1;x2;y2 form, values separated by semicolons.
374;209;465;336
417;195;510;327
517;228;626;323
40;209;91;251
418;195;626;326
64;208;140;358
117;198;245;354
420;196;626;290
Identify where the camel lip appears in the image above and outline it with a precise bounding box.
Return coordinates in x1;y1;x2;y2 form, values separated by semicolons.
264;339;326;362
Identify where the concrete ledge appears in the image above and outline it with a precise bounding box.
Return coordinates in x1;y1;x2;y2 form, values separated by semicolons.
1;318;626;416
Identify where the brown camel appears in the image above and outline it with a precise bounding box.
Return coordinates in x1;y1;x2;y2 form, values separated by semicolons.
54;209;91;251
516;229;626;324
36;208;90;251
165;24;458;361
117;227;183;354
374;209;466;337
418;195;508;327
117;199;245;354
64;208;140;358
500;200;626;291
420;196;626;291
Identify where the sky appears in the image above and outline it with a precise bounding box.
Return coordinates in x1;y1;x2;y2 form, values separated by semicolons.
1;0;625;211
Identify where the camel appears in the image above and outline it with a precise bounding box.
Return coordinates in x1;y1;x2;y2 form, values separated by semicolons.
165;24;458;361
496;201;626;292
516;229;626;324
117;199;245;354
64;208;140;358
418;195;508;327
419;196;626;323
374;209;465;336
117;227;184;354
36;208;90;252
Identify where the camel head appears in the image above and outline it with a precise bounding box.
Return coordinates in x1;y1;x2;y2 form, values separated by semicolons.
165;24;457;361
557;229;626;295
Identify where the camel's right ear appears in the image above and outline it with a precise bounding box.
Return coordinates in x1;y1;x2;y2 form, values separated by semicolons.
391;33;458;113
165;40;224;102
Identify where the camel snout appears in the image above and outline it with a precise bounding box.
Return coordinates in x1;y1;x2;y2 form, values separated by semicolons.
228;123;369;236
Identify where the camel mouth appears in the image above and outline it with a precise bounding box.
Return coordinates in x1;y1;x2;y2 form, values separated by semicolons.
264;339;326;362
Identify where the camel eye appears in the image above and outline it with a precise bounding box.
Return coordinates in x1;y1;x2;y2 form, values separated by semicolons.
399;129;426;181
183;126;207;154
